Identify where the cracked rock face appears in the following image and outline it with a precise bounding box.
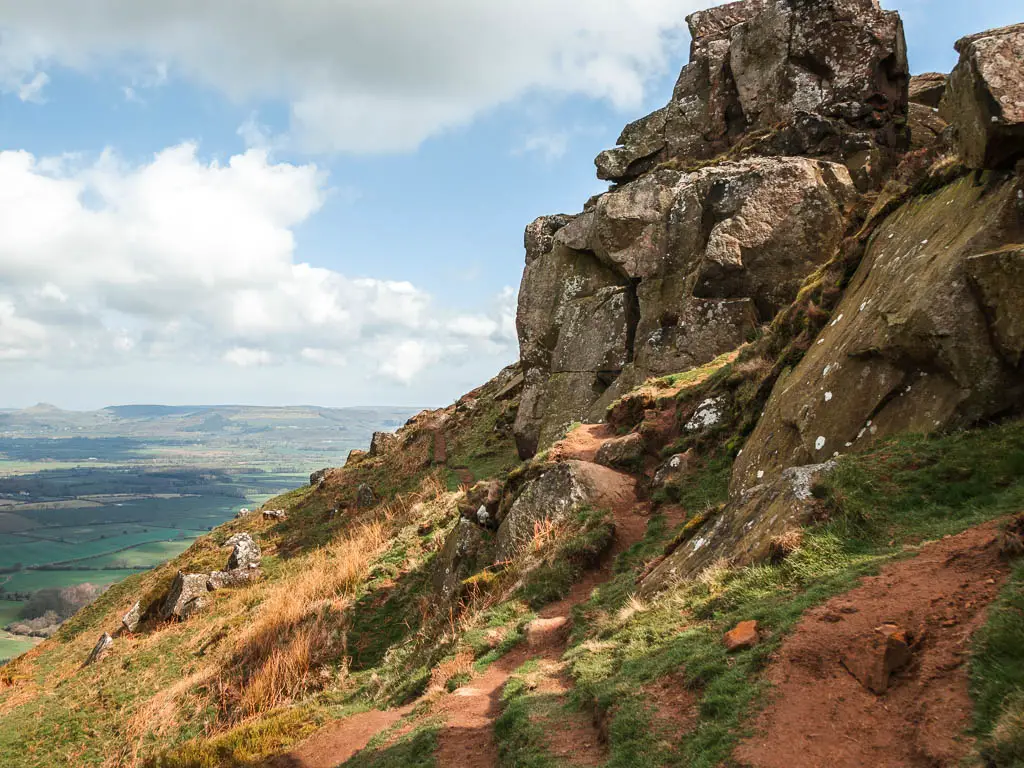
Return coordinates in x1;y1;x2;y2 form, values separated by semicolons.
733;173;1024;495
514;157;855;457
941;23;1024;169
596;0;909;184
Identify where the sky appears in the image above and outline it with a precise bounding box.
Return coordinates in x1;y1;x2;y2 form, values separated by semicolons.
0;0;1019;410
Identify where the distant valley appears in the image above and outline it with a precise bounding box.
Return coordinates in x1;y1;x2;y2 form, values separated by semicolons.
0;403;418;660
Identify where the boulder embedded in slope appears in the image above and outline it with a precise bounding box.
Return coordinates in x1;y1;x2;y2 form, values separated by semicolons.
161;572;210;620
594;432;645;471
84;633;113;666
225;532;261;570
494;460;634;562
431;519;495;604
732;172;1024;495
121;601;142;633
941;23;1024;169
207;569;260;590
369;431;398;457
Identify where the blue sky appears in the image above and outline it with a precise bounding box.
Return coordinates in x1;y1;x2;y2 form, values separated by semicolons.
0;0;1018;410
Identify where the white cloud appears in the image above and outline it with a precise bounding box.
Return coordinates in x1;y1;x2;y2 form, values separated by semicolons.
0;143;518;387
17;70;48;102
517;132;570;161
0;0;694;153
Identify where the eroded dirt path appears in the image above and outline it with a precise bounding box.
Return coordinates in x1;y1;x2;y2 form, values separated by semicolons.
277;429;644;768
735;521;1011;768
268;706;413;768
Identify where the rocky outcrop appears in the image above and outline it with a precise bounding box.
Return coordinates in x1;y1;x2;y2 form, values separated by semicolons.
941;24;1024;169
225;533;261;570
309;468;329;486
161;572;209;620
208;569;260;590
515;157;856;456
369;431;398;457
733;172;1024;494
594;432;645;471
596;0;908;184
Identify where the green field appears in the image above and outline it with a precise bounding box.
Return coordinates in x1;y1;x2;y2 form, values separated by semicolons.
0;603;38;662
1;569;139;593
69;540;196;569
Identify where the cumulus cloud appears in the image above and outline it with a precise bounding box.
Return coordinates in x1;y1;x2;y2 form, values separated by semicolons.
0;144;517;384
0;0;694;152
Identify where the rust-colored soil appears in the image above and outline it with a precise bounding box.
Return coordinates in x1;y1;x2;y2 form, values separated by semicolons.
278;457;643;768
267;706;412;768
735;522;1011;768
549;424;614;463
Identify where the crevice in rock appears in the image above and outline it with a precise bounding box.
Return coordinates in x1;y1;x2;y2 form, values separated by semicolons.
624;279;642;365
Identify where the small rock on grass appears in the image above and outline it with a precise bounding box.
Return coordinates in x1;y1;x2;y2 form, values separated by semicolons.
121;601;142;633
724;620;760;652
85;633;113;666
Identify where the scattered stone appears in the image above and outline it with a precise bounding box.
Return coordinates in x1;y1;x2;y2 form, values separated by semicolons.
942;23;1024;168
263;509;287;521
161;572;210;620
458;480;503;526
998;513;1024;559
225;532;261;570
121;601;142;633
841;624;920;694
207;569;260;590
595;432;645;471
724;620;760;652
356;484;376;509
84;633;113;666
309;468;330;486
525;616;571;649
235;507;253;519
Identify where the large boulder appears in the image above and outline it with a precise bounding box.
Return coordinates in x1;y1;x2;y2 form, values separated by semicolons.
941;24;1024;169
514;157;856;457
160;572;210;620
733;172;1024;494
494;460;634;562
225;532;261;570
369;431;398;457
208;569;260;590
596;0;909;183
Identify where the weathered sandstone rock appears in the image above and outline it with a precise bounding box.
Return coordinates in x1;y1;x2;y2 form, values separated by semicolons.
369;431;398;457
594;432;645;471
733;173;1024;494
596;0;909;183
515;157;856;457
941;23;1024;168
121;601;142;633
161;572;209;620
356;483;376;508
494;460;633;561
431;519;494;604
225;532;261;570
908;72;947;108
207;569;260;590
309;468;329;486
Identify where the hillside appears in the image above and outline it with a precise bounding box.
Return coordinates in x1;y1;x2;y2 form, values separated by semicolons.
2;2;1024;767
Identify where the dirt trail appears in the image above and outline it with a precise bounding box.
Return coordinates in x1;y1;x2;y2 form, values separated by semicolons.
548;424;613;463
267;706;413;768
432;458;639;766
277;431;643;767
735;521;1011;768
